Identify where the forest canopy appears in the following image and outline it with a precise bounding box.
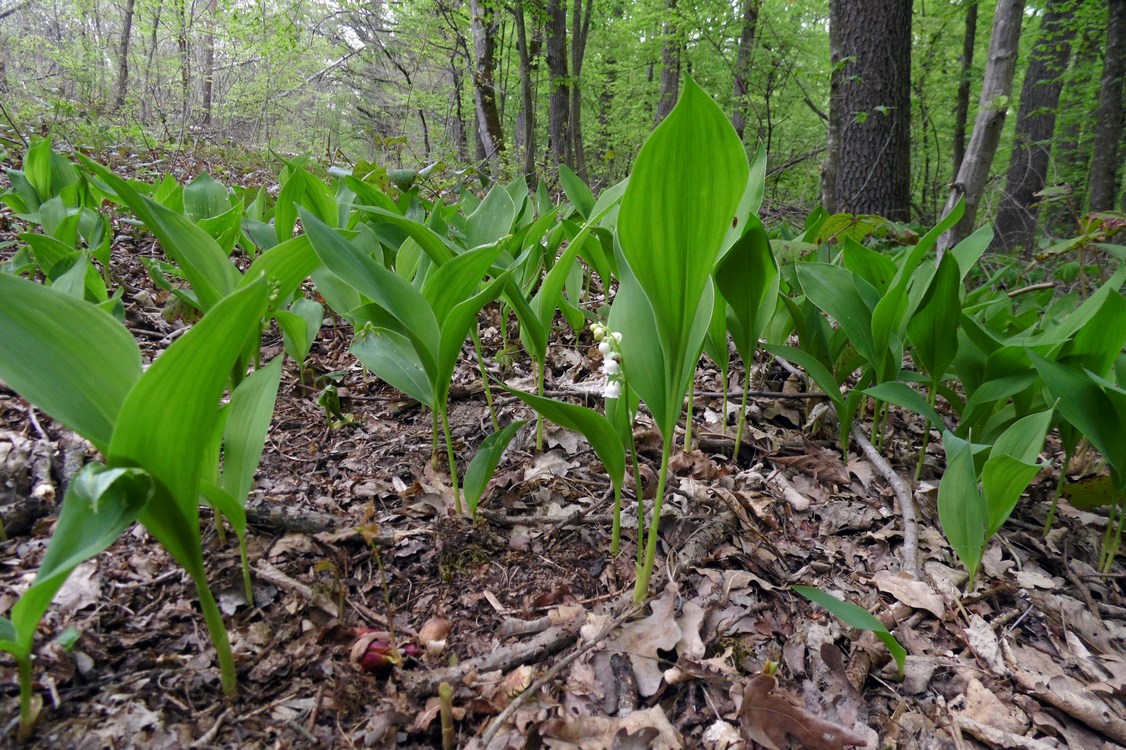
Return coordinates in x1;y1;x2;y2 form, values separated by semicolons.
0;0;1123;248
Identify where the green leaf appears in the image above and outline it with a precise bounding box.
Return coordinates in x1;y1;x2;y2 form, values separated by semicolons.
906;252;962;385
795;263;879;367
2;464;150;659
792;585;905;676
863;382;945;430
277;298;323;367
109;280;269;573
938;430;986;581
558;164;595;219
715;215;779;366
761;343;843;408
980;409;1051;537
351;323;435;407
464;420;527;516
0;274;141;453
615;78;748;438
220;357;284;516
466;184;516;249
183;173;231;222
500;386;626;494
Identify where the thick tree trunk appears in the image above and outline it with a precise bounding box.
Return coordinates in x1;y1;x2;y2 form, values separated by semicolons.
654;0;680;124
469;0;505;170
1044;26;1100;232
111;0;135;112
570;0;592;180
1088;0;1126;211
514;0;537;183
952;1;978;175
992;1;1075;253
545;0;570;166
828;0;912;221
937;0;1025;257
730;0;762;141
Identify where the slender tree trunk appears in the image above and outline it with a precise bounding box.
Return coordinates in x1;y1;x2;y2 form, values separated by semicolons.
952;1;979;176
1088;0;1126;211
514;0;537;183
111;0;135;111
177;0;191;125
469;0;505;169
545;0;570;166
655;0;680;123
730;0;761;141
828;0;913;220
992;0;1075;253
937;0;1025;257
451;63;469;163
569;0;593;180
201;0;215;126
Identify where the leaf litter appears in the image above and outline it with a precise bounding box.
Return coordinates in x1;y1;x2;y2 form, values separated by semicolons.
3;178;1126;748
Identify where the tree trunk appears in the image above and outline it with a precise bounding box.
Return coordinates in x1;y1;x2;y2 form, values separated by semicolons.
828;0;913;221
937;0;1025;257
654;0;680;124
1088;0;1126;211
201;0;215;126
469;0;505;169
992;1;1075;253
111;0;135;112
177;0;191;125
545;0;570;166
730;0;762;141
570;0;593;180
514;0;537;183
823;0;844;212
952;1;979;176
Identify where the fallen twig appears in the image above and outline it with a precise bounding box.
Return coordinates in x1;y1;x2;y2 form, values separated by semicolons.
851;424;919;578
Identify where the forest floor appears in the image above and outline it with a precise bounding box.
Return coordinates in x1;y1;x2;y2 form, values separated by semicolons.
2;150;1126;750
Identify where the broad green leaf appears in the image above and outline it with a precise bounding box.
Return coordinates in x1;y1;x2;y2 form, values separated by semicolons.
558;164;595;219
863;382;945;431
421;241;504;326
715;215;779;366
109;280;268;574
221;357;284;509
277;298;323;366
184;173;231;222
907;252;962;385
843;238;896;294
466;184;516;249
500;386;626;494
792;585;905;676
434;275;509;407
938;430;985;581
950;225;993;282
464;420;527;516
0;274;141;453
351;323;435;407
80;158;240;310
615;78;748;438
796;263;878;366
981;409;1051;536
609;255;672;431
1054;291;1126;377
2;464;151;659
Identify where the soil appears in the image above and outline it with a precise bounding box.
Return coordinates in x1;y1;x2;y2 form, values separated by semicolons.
2;151;1126;750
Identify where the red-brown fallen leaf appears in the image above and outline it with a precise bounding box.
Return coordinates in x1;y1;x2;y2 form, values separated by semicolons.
739;674;867;750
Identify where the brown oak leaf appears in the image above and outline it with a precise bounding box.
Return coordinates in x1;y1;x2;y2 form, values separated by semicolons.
739;674;867;750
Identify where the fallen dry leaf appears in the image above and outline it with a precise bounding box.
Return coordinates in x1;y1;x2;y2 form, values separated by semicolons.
539;705;683;749
873;570;945;619
605;584;682;697
739;673;868;750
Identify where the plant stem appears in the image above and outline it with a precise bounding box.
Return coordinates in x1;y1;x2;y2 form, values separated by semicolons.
441;408;462;514
610;483;622;555
431;409;440;467
193;574;237;696
238;535;254;607
914;387;937;481
633;436;672;603
733;370;751;462
17;656;34;742
471;327;499;432
439;682;456;750
534;358;545;452
1043;445;1074;535
684;381;694;453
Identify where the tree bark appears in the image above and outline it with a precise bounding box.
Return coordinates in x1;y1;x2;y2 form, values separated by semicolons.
111;0;136;112
201;0;216;126
1088;0;1126;211
992;1;1075;253
569;0;593;180
730;0;762;141
545;0;570;166
469;0;505;169
937;0;1025;257
514;0;537;183
828;0;913;221
654;0;680;124
952;1;979;175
